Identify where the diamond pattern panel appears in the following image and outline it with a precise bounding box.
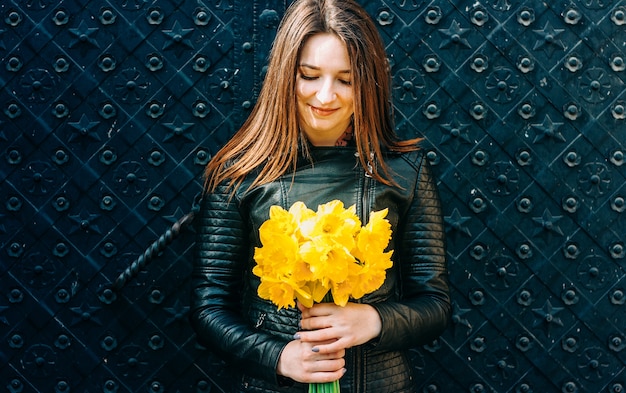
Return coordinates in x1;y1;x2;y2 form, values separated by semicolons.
1;0;625;392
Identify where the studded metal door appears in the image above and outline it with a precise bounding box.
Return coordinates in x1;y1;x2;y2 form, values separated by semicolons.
1;0;625;392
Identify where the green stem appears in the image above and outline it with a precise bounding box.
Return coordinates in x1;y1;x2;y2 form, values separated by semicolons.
309;380;339;393
309;294;340;392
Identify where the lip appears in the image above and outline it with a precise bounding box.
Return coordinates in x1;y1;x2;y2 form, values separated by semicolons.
310;105;339;116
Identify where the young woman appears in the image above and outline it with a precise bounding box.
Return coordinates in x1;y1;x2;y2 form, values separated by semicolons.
190;0;451;391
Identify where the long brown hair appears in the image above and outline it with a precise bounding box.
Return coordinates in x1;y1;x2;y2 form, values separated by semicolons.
204;0;420;192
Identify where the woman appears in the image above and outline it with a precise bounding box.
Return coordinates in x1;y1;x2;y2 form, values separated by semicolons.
190;0;451;391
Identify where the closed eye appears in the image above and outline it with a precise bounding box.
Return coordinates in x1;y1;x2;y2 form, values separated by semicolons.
299;74;351;86
299;74;317;81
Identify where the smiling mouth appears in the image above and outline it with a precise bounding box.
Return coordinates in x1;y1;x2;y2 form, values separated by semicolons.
310;105;338;116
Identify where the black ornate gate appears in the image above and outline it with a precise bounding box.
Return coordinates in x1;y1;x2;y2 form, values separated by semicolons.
1;1;625;392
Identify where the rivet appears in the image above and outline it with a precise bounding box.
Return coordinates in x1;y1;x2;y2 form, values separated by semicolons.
563;381;577;392
55;57;70;72
7;149;21;165
470;244;485;260
425;384;438;393
197;380;209;391
8;242;24;258
195;10;209;25
612;197;625;212
610;56;625;72
150;289;163;304
100;195;116;211
10;334;23;348
613;8;626;25
56;334;70;349
7;11;22;26
564;9;581;24
517;8;535;26
54;10;69;25
56;288;70;303
147;8;163;25
102;335;117;351
518;197;532;212
424;102;440;119
425;7;441;24
612;290;625;303
470;196;487;213
150;151;162;161
6;102;21;118
470;102;486;120
516;150;532;166
57;380;69;391
101;9;116;24
562;289;578;305
54;102;69;117
7;196;22;211
423;56;441;73
471;150;487;166
194;56;210;72
517;244;532;260
470;290;485;305
104;380;118;392
54;149;69;165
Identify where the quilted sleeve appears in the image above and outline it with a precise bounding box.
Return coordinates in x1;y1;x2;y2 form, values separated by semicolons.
189;183;287;384
371;154;451;350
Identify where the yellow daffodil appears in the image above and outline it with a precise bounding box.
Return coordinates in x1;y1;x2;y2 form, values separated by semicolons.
253;200;393;310
253;200;393;393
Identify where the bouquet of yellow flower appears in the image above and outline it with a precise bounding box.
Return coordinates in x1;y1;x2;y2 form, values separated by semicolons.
253;199;394;393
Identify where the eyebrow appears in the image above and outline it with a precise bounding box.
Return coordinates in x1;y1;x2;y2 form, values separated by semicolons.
299;63;351;74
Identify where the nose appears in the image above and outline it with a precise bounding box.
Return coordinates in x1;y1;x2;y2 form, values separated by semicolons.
316;78;336;104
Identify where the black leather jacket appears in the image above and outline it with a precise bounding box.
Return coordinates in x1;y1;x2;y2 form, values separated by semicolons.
191;146;450;393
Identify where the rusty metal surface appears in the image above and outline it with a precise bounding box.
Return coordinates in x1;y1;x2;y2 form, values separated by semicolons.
1;0;625;392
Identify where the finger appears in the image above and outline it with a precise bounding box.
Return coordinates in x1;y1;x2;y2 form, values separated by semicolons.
318;351;345;361
302;368;347;384
296;300;309;313
296;328;337;343
300;315;332;331
307;302;335;316
312;340;349;355
303;357;345;373
301;307;341;330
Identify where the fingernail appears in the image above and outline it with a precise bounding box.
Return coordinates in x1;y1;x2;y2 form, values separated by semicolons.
293;333;301;340
311;347;319;352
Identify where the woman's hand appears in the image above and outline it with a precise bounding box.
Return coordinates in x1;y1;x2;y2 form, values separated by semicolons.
297;301;382;353
276;335;346;383
276;301;381;383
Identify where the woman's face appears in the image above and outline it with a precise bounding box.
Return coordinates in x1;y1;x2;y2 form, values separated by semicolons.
296;33;354;146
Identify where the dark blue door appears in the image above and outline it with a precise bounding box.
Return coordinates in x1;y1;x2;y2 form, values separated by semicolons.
1;1;625;392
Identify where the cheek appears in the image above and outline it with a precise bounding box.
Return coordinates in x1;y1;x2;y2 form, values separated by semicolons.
296;83;311;100
340;87;354;104
343;93;355;110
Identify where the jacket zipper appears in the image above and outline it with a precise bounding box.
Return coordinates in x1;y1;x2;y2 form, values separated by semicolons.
255;312;266;328
362;155;373;220
354;158;373;393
